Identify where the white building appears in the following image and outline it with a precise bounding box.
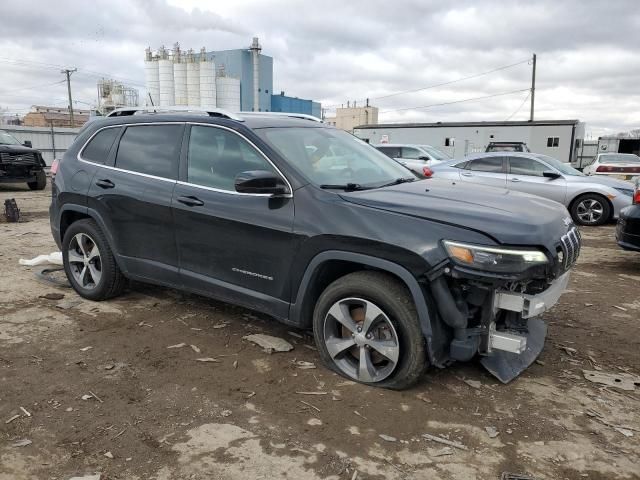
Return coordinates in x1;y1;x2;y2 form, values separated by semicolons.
354;120;585;164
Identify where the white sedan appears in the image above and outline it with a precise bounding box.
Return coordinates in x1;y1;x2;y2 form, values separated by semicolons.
583;153;640;179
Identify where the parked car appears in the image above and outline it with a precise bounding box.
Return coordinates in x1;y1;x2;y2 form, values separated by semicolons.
0;129;47;190
582;152;640;179
486;141;530;153
430;152;634;226
616;180;640;252
50;107;581;388
373;143;449;176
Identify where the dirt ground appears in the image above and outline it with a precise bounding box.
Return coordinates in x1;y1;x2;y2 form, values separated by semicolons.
1;182;639;480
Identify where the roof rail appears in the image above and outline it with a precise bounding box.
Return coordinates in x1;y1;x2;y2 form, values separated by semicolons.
106;106;244;121
239;111;323;123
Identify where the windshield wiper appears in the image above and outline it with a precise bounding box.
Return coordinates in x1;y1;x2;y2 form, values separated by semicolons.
319;183;368;191
376;177;417;188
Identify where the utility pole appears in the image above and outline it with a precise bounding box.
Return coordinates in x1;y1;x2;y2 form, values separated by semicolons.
529;53;536;121
61;68;77;127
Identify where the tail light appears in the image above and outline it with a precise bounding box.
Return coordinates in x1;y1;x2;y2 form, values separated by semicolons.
422;166;433;178
50;158;60;176
634;185;640;205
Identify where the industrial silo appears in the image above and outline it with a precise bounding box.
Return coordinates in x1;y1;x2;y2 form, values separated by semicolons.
199;48;217;109
173;44;187;106
216;75;240;112
144;47;160;107
158;46;175;107
186;49;200;107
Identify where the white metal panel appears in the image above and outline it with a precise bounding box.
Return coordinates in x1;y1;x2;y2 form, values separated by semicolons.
215;77;240;112
158;59;175;107
143;60;160;107
2;125;80;165
173;61;187;106
186;62;201;107
199;59;217;109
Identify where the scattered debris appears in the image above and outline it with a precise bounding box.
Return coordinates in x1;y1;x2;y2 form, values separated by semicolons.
190;344;201;353
212;322;230;329
379;434;397;442
66;407;73;412
557;345;577;356
81;394;93;401
307;418;322;426
19;251;63;266
19;406;31;417
583;370;638;391
79;346;93;352
221;410;232;417
113;427;127;439
462;378;481;389
296;391;327;395
351;471;358;480
89;390;103;403
233;360;238;369
11;439;32;447
167;343;187;349
195;357;220;363
432;447;454;456
422;433;468;451
300;400;321;412
39;292;65;300
104;364;115;370
138;321;153;328
55;299;82;310
535;360;545;366
485;426;499;438
614;427;634;437
244;391;256;399
293;360;316;369
104;451;114;459
4;198;20;222
612;305;628;312
5;414;20;424
584;303;594;307
501;473;536;480
243;334;293;353
69;475;101;480
288;331;304;339
354;410;368;420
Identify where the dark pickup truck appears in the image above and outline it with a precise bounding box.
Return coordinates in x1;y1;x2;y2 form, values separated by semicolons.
50;107;581;389
0;129;47;190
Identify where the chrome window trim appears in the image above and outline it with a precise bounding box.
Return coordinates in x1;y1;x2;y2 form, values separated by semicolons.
76;121;293;198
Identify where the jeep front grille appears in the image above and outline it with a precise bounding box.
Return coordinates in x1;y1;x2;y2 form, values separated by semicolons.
559;227;581;271
0;152;38;166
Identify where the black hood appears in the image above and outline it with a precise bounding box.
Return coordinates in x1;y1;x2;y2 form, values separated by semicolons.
0;144;39;154
340;179;572;251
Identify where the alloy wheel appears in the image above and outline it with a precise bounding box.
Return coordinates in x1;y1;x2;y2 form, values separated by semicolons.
68;233;102;289
323;297;400;383
576;199;604;225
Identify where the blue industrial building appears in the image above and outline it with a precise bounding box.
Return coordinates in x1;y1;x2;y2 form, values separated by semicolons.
204;44;320;115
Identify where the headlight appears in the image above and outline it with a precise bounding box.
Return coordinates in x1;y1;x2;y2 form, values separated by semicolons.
443;240;548;273
614;187;634;197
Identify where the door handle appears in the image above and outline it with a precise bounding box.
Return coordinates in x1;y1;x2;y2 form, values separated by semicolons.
95;179;115;189
511;178;521;182
460;172;473;177
177;195;204;207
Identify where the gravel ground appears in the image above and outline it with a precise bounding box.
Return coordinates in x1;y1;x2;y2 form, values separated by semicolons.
1;182;639;480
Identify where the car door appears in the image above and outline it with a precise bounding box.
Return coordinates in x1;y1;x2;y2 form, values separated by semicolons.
506;156;567;204
172;124;295;317
86;123;184;284
456;156;507;188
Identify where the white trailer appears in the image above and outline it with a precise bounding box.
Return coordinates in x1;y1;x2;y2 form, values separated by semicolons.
354;119;585;164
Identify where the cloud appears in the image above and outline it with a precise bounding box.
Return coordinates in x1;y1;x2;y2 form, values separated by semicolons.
0;0;638;135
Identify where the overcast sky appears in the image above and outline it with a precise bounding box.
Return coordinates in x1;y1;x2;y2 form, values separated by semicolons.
1;0;639;136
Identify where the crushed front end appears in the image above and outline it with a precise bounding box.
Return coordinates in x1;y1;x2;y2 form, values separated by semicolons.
426;226;581;383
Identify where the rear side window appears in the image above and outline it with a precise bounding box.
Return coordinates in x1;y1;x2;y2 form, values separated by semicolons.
509;157;547;176
466;157;504;172
81;128;120;164
115;125;182;179
187;126;277;191
377;146;400;158
401;147;423;159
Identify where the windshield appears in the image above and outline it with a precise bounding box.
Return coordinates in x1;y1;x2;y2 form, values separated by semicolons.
0;130;21;146
420;145;450;161
600;154;640;164
535;154;584;176
256;127;414;187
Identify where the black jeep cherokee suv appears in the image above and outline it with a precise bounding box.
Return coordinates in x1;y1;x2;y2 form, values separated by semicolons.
1;129;47;190
50;107;581;389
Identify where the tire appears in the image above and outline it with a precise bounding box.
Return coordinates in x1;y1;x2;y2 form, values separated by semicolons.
570;193;611;226
62;219;126;301
27;170;47;190
313;271;427;390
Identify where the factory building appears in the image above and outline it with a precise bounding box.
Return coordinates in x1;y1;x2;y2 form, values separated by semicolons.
325;105;379;133
143;38;320;116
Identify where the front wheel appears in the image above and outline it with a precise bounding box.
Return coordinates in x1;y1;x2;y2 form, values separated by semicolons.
27;170;46;190
571;194;611;226
313;271;427;390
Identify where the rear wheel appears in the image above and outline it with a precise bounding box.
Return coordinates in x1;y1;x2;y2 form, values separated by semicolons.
27;170;46;190
571;193;611;226
313;271;427;390
62;219;126;300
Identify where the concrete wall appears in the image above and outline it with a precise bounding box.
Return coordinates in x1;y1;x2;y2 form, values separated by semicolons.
2;125;80;166
354;123;581;163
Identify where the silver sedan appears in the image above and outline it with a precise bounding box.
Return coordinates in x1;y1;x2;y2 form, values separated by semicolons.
430;152;634;226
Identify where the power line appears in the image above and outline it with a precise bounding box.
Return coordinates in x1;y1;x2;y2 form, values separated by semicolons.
379;88;531;114
323;58;531;109
0;79;66;96
505;90;531;121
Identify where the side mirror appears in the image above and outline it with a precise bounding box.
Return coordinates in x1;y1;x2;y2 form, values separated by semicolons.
235;170;289;195
543;171;562;180
23;140;32;148
418;155;431;162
